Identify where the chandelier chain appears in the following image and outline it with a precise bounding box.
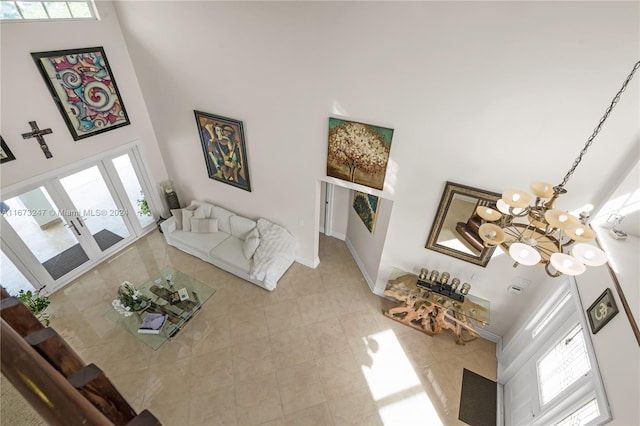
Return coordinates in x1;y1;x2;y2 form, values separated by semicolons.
557;60;640;191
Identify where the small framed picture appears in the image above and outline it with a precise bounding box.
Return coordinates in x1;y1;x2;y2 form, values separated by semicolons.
0;136;16;163
587;288;619;334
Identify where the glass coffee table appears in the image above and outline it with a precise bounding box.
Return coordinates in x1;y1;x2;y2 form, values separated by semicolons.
105;266;216;350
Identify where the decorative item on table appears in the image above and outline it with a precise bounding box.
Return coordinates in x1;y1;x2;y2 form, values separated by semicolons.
475;61;640;278
168;287;190;305
168;290;181;305
137;312;168;335
112;281;151;316
166;274;174;288
418;268;428;281
417;268;467;302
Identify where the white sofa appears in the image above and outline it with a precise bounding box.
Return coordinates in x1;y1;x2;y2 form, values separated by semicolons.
160;200;296;291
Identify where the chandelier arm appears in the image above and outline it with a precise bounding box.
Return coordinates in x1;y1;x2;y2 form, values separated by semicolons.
544;262;563;278
556;60;640;192
503;227;525;242
534;244;558;259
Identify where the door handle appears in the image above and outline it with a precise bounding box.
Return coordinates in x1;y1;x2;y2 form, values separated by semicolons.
66;220;81;236
77;216;85;227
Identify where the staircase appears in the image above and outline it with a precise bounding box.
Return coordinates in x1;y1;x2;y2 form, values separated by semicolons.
0;286;162;426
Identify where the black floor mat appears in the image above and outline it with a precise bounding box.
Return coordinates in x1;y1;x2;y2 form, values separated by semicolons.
42;229;124;280
458;368;497;426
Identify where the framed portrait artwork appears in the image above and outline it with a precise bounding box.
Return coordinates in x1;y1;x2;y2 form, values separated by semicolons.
0;136;16;163
31;47;130;141
194;110;251;192
353;191;380;233
327;117;394;191
587;288;619;334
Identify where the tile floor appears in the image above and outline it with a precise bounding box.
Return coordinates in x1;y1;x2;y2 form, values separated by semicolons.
10;231;497;425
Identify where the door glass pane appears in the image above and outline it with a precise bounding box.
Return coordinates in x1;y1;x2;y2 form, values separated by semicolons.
537;324;591;405
1;250;37;295
555;399;600;426
1;188;89;280
59;166;130;251
112;154;155;228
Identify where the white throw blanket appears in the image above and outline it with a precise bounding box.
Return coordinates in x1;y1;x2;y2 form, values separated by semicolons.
250;219;297;290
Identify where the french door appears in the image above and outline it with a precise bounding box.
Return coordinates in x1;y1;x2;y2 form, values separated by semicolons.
0;145;158;295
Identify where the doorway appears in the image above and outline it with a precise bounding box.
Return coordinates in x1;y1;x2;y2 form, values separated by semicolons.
0;145;157;295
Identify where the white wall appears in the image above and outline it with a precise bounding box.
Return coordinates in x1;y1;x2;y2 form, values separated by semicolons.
346;191;393;292
574;235;640;426
113;0;638;338
0;2;168;198
110;5;639;420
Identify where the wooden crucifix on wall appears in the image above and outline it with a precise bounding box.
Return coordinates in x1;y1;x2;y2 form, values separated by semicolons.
22;121;53;159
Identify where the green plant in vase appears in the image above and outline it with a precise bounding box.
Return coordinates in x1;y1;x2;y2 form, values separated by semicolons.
113;281;150;316
16;289;51;326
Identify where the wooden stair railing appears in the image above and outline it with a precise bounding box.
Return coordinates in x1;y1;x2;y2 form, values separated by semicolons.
0;286;161;426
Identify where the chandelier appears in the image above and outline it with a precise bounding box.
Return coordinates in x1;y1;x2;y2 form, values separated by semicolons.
477;60;640;277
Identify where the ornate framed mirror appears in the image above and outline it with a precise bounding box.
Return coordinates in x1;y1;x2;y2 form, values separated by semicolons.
425;181;501;267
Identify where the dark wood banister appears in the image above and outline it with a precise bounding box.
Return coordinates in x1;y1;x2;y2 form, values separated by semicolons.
0;286;162;425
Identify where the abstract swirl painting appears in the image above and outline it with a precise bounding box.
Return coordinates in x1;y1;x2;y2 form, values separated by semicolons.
31;47;130;140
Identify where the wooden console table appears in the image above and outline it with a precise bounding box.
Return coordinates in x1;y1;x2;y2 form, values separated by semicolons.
383;268;490;345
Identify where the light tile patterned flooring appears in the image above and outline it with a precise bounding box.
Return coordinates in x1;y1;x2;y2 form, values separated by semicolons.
27;232;496;425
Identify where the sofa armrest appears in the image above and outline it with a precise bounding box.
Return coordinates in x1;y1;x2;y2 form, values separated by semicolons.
161;216;177;234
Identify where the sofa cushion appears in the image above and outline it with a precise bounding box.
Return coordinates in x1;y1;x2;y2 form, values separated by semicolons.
190;201;214;218
182;208;196;231
211;235;252;273
171;205;197;231
190;218;219;233
230;216;257;240
212;206;236;234
242;233;260;259
172;230;229;258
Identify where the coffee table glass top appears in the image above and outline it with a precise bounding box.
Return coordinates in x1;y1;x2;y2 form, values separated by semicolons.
105;266;215;350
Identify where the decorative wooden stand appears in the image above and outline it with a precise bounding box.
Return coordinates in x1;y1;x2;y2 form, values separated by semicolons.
383;273;487;345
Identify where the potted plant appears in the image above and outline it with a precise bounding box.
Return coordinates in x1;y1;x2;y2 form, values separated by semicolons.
137;191;151;216
16;289;51;326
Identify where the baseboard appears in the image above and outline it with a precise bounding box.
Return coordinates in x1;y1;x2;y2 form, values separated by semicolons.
331;231;346;241
344;237;375;292
296;255;319;269
477;328;502;344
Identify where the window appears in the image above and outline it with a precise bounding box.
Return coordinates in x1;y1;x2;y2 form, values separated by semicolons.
501;279;611;425
537;324;592;405
1;1;97;21
555;399;600;426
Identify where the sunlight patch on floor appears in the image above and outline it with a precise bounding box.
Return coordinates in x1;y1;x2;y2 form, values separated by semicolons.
361;329;444;425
